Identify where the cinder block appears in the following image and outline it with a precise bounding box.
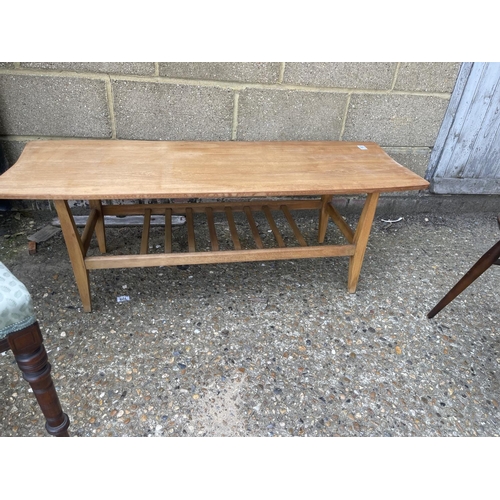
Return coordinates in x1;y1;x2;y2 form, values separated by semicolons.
112;80;234;140
455;195;500;213
378;195;418;215
375;195;397;214
237;89;347;140
20;62;155;75
159;63;281;83
0;140;26;168
400;193;499;214
382;147;431;178
346;196;369;213
394;63;461;93
283;62;397;89
0;75;112;137
343;94;449;147
411;194;457;213
330;196;349;212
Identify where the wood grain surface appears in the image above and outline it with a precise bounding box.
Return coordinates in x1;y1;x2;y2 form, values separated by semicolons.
0;140;429;199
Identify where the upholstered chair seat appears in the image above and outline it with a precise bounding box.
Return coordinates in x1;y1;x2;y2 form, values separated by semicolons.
0;262;37;339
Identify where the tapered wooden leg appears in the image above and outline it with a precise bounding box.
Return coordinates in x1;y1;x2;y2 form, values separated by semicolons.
54;200;92;312
428;239;500;318
348;192;379;293
318;195;332;243
8;322;70;436
89;200;107;253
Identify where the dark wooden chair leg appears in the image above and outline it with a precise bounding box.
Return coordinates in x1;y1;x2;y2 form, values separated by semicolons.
7;322;70;436
428;239;500;319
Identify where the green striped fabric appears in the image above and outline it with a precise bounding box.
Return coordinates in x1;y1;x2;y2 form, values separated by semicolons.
0;262;36;339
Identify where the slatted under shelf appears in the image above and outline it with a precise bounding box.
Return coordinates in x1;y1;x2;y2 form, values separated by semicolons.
84;199;357;270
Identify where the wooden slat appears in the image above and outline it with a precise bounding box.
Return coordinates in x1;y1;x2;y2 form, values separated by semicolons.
81;208;99;255
102;199;323;216
430;64;500;194
54;214;184;227
244;206;264;249
27;225;60;243
186;207;196;252
85;244;356;269
164;208;172;253
206;207;219;251
426;63;474;181
225;207;241;250
281;205;307;247
140;208;152;254
466;65;500;179
441;64;498;179
327;203;355;243
262;205;285;248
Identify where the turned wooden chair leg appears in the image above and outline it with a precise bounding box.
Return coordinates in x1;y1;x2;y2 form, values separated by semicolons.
428;238;500;318
8;322;70;436
1;261;70;436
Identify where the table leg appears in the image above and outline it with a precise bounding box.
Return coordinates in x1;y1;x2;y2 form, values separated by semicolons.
89;200;107;253
318;195;332;243
54;200;92;312
348;192;379;293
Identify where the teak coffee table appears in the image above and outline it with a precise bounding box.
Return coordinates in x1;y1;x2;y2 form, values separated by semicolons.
0;140;429;312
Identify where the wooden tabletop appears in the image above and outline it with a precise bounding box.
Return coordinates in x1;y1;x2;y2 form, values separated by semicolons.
0;140;429;200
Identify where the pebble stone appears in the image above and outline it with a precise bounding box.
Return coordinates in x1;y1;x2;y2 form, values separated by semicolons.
0;208;499;437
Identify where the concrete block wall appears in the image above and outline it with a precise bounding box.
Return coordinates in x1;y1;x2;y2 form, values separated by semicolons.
0;62;464;212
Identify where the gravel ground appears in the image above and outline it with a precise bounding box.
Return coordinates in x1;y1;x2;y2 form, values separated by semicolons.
1;205;499;437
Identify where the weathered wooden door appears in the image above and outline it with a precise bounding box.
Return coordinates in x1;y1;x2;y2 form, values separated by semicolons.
426;62;500;194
